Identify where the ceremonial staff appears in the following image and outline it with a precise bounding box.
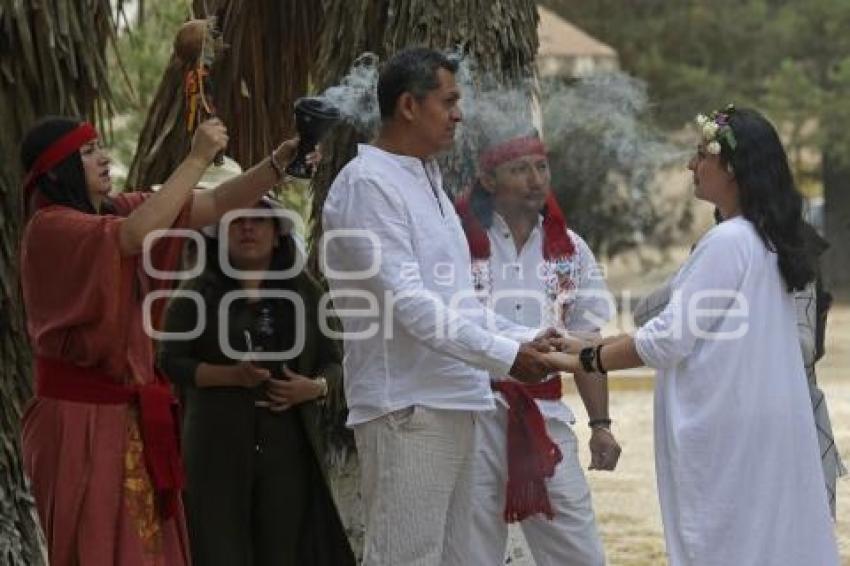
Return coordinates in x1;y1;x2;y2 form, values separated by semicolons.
174;18;226;165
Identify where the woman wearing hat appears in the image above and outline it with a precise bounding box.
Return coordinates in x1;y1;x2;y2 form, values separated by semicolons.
18;115;302;566
158;195;355;566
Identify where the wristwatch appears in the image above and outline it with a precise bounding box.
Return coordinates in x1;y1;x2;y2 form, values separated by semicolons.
579;346;596;373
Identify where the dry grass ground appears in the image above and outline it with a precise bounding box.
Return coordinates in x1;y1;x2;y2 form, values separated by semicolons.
550;304;850;565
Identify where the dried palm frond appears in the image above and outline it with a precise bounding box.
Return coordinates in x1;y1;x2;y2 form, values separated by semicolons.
0;1;121;563
127;0;321;188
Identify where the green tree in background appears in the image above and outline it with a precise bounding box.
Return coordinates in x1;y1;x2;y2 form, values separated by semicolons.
108;0;192;177
545;0;850;291
773;0;850;293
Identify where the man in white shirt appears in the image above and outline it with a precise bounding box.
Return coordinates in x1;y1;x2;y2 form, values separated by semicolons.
322;48;559;565
454;131;620;565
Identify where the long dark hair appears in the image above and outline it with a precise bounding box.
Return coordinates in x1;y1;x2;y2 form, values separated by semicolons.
719;108;814;291
20;116;99;215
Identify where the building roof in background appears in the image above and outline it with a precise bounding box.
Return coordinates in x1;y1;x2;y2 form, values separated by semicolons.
537;6;617;59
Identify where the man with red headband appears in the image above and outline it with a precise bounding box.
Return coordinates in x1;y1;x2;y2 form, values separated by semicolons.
454;131;620;565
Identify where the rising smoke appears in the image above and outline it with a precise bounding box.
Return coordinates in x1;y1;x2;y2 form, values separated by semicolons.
318;51;693;255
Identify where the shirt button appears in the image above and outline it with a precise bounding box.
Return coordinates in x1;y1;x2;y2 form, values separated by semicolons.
516;304;522;310
504;232;510;239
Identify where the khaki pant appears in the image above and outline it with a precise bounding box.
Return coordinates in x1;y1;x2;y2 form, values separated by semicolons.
353;406;476;566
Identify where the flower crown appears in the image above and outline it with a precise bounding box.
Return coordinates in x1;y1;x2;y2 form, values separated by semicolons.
695;104;737;155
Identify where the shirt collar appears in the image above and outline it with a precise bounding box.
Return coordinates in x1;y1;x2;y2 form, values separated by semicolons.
357;144;438;176
490;211;544;240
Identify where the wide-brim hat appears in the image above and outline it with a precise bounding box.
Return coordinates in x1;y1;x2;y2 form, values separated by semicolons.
159;156;293;238
197;155;243;189
200;194;296;239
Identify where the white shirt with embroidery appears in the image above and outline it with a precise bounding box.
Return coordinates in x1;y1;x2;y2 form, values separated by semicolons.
472;212;614;424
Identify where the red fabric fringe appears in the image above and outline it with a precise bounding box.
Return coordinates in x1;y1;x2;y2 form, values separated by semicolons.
455;193;491;259
491;378;564;522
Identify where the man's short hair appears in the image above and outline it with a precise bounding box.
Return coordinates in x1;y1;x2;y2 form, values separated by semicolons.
377;47;459;120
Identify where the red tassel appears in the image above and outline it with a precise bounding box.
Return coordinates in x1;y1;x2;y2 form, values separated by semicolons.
542;192;575;260
138;383;185;519
492;379;563;523
455;192;491;259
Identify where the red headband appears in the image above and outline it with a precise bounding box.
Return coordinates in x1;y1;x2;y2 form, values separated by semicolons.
22;122;98;198
478;135;547;172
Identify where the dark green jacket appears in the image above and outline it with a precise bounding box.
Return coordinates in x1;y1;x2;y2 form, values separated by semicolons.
157;240;354;565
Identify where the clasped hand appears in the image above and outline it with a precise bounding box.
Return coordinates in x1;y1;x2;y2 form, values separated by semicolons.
509;329;602;382
236;362;323;411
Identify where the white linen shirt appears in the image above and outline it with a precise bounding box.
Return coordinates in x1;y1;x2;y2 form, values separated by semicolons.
322;145;538;426
485;213;612;332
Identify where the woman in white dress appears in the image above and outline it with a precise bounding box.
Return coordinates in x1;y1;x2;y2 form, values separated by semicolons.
548;106;840;566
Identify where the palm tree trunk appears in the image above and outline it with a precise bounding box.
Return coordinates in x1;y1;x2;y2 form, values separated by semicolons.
0;1;118;563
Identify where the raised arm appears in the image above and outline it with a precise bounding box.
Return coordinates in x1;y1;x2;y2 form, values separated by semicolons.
119;119;227;255
186;138;305;229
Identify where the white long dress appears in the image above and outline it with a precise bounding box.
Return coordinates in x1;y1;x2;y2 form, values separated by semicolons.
634;217;839;566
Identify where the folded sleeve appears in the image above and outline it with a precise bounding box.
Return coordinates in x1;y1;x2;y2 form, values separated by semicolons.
112;190;196;329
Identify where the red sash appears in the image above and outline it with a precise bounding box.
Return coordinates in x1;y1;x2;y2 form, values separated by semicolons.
491;378;564;523
35;357;185;519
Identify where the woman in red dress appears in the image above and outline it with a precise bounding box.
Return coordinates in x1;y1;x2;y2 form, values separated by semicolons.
18;115;301;566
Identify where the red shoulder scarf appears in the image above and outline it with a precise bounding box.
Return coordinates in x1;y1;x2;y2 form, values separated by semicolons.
455;190;575;260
